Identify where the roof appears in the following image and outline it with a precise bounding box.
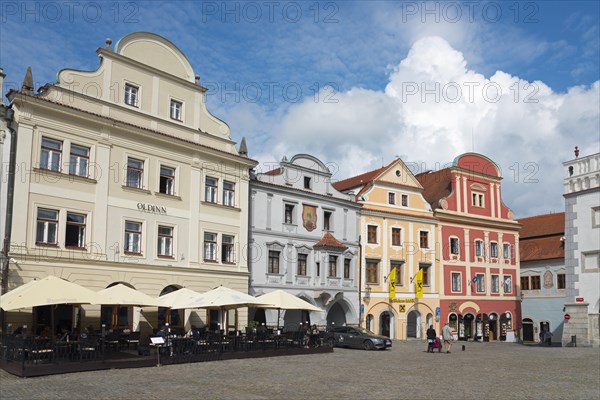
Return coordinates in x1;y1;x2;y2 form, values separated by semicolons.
518;213;565;262
415;169;453;208
264;167;282;176
518;213;565;239
313;232;348;250
332;166;387;192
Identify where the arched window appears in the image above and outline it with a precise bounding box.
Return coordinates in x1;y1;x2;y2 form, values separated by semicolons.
366;314;374;332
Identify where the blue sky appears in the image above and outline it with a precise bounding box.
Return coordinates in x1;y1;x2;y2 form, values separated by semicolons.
1;1;599;217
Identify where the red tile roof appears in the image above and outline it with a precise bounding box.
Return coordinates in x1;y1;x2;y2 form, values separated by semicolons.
264;167;282;176
313;232;348;250
415;169;452;209
332;166;387;192
518;213;565;262
518;213;565;239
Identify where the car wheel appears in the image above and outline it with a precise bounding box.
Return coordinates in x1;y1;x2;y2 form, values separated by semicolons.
363;340;375;350
327;337;335;347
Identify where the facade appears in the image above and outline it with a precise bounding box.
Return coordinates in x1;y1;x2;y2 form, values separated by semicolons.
249;155;360;329
563;150;600;347
518;213;565;344
334;158;439;340
416;153;521;342
0;33;257;338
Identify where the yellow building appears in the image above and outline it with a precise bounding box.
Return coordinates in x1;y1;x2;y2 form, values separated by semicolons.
0;33;257;338
334;158;439;340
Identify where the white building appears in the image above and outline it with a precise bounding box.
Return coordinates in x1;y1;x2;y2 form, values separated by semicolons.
249;154;361;329
0;33;257;338
563;149;600;347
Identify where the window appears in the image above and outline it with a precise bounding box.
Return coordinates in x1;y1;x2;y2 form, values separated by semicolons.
367;225;377;244
159;166;175;195
451;272;461;292
490;242;498;258
69;144;89;177
268;250;280;274
390;261;403;286
419;231;429;249
124;84;138;106
593;206;600;228
223;181;235;207
475;240;484;257
391;228;402;246
205;177;218;203
366;260;379;284
472;192;484;207
557;273;566;289
531;275;541;290
323;211;332;230
65;212;86;248
503;275;512;293
40;137;62;171
203;232;217;261
328;255;338;277
520;276;530;291
304;176;311;189
316;261;320;277
36;208;58;244
491;275;499;293
401;194;408;207
124;221;142;254
284;204;295;224
503;243;511;259
388;192;395;205
419;265;430;286
344;259;351;279
170;100;182;120
297;254;308;276
222;235;235;263
450;237;459;255
157;226;173;257
476;274;485;292
126;158;144;189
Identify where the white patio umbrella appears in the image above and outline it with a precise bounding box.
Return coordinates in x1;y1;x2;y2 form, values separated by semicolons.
96;284;161;307
255;289;322;329
156;287;204;309
0;275;105;311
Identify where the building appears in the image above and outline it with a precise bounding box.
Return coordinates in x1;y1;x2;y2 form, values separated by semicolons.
249;154;360;329
0;33;257;338
416;153;521;342
563;149;600;347
518;213;565;344
334;158;439;340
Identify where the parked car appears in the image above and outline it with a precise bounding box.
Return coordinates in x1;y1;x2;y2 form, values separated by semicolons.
325;326;392;350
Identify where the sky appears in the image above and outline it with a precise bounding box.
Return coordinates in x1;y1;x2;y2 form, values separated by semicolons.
0;0;599;218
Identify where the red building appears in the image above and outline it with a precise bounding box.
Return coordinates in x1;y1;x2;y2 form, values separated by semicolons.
416;153;522;342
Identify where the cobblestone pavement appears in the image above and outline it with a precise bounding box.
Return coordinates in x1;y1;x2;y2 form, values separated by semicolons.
1;341;599;400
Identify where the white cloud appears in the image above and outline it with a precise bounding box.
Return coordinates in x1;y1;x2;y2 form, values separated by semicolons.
242;36;599;218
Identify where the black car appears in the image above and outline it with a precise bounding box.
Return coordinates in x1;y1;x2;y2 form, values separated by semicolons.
325;326;392;350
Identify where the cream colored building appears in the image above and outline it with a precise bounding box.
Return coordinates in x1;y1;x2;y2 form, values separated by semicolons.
1;33;257;338
334;158;439;340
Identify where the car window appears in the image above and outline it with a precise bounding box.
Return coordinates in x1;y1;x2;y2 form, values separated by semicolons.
333;327;348;333
347;328;360;335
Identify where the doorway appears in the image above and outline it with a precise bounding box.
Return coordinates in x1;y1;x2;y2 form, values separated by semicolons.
523;318;534;342
488;313;498;340
407;310;421;338
380;312;391;337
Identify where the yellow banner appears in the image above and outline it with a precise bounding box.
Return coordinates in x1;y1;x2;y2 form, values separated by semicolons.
389;267;396;300
415;268;423;298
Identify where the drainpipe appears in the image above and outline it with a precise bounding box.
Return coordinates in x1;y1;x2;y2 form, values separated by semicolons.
357;234;362;328
1;107;16;331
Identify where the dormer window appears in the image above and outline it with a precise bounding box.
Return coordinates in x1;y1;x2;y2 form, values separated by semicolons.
170;100;182;121
124;84;138;106
304;176;312;189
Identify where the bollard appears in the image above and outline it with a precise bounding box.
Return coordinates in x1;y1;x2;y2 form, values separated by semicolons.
571;335;576;347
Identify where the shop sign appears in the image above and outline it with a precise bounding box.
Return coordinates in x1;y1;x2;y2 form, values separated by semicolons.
137;202;167;215
390;298;415;303
576;297;584;302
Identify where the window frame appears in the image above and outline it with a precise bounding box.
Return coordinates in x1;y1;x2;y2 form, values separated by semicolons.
297;253;308;276
390;261;404;286
159;165;176;195
419;231;429;249
126;157;144;189
503;243;511;259
65;212;86;249
40;137;63;172
365;260;379;284
170;99;183;121
557;273;566;289
450;237;459;255
401;194;408;207
268;250;280;274
323;210;332;231
223;181;235;207
157;225;174;258
520;276;530;291
221;234;235;263
36;208;59;245
419;264;431;286
343;258;351;279
475;240;485;257
69;144;90;177
388;192;396;205
476;273;485;293
205;176;218;203
367;225;378;244
284;204;295;225
472;192;484;207
303;176;312;190
451;272;462;292
391;227;402;247
503;275;513;294
490;242;499;258
124;83;139;107
491;274;500;293
530;275;541;290
124;220;142;255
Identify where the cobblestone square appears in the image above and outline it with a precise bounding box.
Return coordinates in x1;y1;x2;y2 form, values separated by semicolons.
1;341;599;400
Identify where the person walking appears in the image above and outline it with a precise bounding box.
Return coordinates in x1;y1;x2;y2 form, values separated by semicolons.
426;325;437;353
442;322;453;353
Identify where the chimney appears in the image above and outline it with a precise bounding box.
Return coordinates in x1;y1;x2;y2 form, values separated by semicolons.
574;146;579;158
0;68;5;105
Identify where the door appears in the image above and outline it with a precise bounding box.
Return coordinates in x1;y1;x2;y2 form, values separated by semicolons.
380;312;391;337
523;319;534;342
